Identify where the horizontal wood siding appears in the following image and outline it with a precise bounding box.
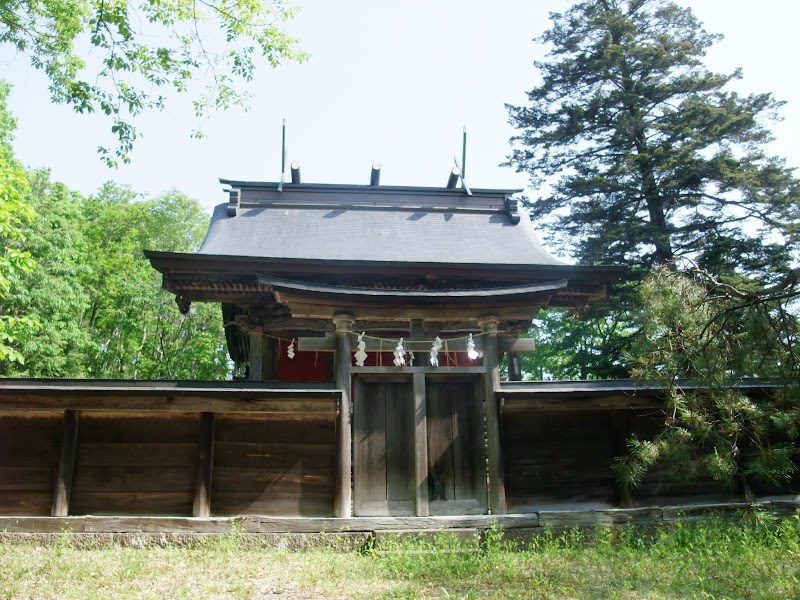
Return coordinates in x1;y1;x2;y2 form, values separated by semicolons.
502;410;616;511
211;414;335;516
630;413;740;505
70;413;199;516
0;413;62;515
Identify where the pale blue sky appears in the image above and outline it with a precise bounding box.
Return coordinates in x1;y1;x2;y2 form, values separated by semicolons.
4;0;799;212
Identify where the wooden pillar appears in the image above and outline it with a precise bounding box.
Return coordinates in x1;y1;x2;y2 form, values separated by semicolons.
51;409;79;517
249;333;278;381
333;313;354;518
413;371;429;516
508;352;522;381
193;412;216;518
479;316;506;514
249;333;264;381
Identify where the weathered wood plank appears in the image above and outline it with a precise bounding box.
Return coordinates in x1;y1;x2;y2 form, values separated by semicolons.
69;492;194;516
429;499;486;517
0;513;542;533
0;467;54;493
501;408;618;509
501;396;663;412
79;414;198;442
355;381;387;509
0;493;53;515
193;412;215;518
0;393;339;414
71;467;195;493
75;443;197;467
385;382;414;502
214;416;335;444
51;410;79;517
354;380;416;516
211;492;334;517
211;468;334;493
538;508;664;527
413;372;429;517
451;383;476;501
1;500;797;534
214;443;334;469
427;383;455;501
354;500;416;517
0;379;338;392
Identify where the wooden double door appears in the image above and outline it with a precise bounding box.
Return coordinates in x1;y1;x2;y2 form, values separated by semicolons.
353;375;487;516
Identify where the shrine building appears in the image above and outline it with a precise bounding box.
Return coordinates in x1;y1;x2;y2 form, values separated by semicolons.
0;174;773;532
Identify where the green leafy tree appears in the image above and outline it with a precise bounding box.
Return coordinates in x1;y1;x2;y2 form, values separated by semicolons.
613;266;800;500
1;0;306;165
506;0;800;378
80;183;229;379
524;305;632;380
2;173;229;378
1;170;93;376
0;82;37;366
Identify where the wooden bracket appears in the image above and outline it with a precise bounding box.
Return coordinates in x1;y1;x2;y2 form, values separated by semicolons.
227;188;241;217
176;295;192;315
504;196;521;224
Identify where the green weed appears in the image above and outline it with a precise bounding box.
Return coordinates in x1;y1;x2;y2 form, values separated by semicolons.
1;515;799;599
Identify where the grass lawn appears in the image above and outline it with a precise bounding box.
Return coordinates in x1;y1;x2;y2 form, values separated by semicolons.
2;515;799;599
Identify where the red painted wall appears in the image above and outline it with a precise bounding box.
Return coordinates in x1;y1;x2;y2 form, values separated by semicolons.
275;339;482;382
275;339;332;382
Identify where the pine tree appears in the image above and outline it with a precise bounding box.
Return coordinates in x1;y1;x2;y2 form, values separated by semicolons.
507;0;799;282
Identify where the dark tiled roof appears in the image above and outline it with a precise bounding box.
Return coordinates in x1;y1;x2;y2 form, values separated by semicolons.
199;182;566;266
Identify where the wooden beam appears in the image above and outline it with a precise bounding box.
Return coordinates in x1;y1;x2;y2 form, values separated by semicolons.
242;317;334;334
351;366;485;374
0;393;338;414
480;317;506;515
413;372;429;517
297;334;536;354
501;338;536;353
501;395;662;412
51;409;79;517
5;500;800;534
192;412;215;518
333;313;354;518
147;249;626;285
287;302;541;322
0;513;546;534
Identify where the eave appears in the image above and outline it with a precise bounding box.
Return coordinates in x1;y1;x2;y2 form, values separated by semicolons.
145;251;627;286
